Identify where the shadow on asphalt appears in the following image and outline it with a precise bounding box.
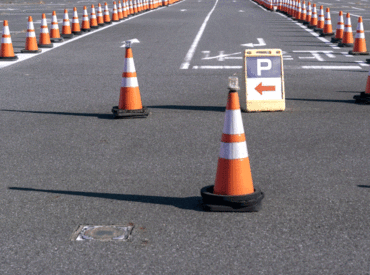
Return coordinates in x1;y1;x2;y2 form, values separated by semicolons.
8;187;204;211
147;105;225;112
0;109;115;120
285;98;355;104
357;185;370;188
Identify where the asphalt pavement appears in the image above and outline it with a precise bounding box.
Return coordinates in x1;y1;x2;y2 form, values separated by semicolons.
1;0;370;274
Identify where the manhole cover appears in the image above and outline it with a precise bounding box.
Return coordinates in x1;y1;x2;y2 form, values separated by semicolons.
72;225;134;241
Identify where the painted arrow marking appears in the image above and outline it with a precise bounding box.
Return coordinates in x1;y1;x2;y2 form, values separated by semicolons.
255;82;275;95
121;38;140;47
241;38;266;47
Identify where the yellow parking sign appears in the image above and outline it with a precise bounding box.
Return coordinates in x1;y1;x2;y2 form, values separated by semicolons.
241;49;285;112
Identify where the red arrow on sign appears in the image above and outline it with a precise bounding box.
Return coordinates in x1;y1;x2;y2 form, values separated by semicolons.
255;82;276;95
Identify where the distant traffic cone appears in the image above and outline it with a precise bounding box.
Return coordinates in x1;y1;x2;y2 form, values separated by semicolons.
97;3;105;26
201;79;264;212
90;5;99;29
354;67;370;103
320;7;334;36
112;1;120;21
299;1;306;23
71;7;82;35
122;0;128;18
112;41;149;118
304;1;311;25
314;5;324;32
38;13;53;48
308;3;317;29
338;13;354;47
294;0;301;20
81;6;91;32
22;16;41;53
118;1;124;19
62;9;74;39
331;11;344;43
50;11;63;43
129;0;134;15
104;2;112;24
133;0;139;14
0;20;18;61
349;17;369;55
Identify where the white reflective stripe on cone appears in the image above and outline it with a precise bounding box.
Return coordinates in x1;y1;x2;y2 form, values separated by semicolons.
2;37;12;43
122;77;139;88
219;142;249;160
355;32;365;39
222;109;245;135
124;58;136;73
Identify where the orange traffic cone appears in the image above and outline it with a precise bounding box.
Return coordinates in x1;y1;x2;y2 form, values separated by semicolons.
331;11;344;43
38;13;53;48
112;1;120;22
112;41;149;118
314;5;324;32
349;17;369;55
304;2;311;25
338;13;354;47
62;9;74;39
22;16;41;53
71;7;82;35
81;6;91;32
90;5;99;29
354;67;370;103
104;2;112;24
308;3;317;29
0;20;18;61
129;0;134;15
294;0;301;21
50;11;63;43
298;1;306;23
201;79;264;212
133;0;139;14
320;7;334;36
118;1;124;20
97;4;105;26
122;0;128;18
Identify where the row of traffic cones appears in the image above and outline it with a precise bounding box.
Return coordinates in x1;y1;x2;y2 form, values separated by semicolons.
114;43;262;211
0;0;180;60
252;0;369;55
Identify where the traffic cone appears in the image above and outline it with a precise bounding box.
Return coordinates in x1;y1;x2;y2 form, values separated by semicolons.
21;16;41;53
118;1;124;20
104;2;112;24
314;5;324;32
71;7;82;35
338;13;354;47
112;41;150;118
81;6;91;32
133;0;139;14
90;5;99;29
97;3;105;26
61;9;74;39
298;1;306;23
112;1;120;22
349;17;369;55
38;13;53;48
304;2;311;25
0;20;18;61
122;0;128;18
50;11;63;43
320;7;334;36
331;11;344;43
354;67;370;103
129;0;134;15
308;3;317;29
201;83;264;212
294;0;301;20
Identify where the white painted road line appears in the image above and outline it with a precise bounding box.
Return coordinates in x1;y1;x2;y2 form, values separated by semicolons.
301;65;362;69
180;0;219;69
193;65;242;69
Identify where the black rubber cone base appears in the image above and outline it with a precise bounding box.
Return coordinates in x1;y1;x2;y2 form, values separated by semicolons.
81;28;91;32
331;37;342;43
354;92;370;103
349;50;370;55
50;37;64;43
308;25;317;29
111;106;150;118
200;185;264;212
90;25;99;29
21;49;41;53
338;42;353;47
61;33;74;39
38;43;53;48
314;27;323;32
72;31;82;35
0;55;18;61
320;32;334;37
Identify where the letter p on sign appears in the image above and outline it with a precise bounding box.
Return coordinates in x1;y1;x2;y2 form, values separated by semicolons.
257;59;272;76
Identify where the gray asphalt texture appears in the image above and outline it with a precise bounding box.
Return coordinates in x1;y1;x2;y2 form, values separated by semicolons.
1;0;370;274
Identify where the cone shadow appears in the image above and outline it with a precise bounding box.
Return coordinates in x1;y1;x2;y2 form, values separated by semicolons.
0;109;114;120
147;105;225;112
8;187;203;211
357;185;370;188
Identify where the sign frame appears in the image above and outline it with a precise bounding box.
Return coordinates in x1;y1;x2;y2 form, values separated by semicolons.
241;49;285;112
